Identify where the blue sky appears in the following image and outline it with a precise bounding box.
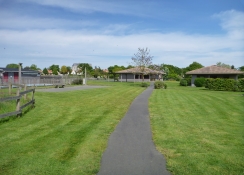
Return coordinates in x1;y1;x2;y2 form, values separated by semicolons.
0;0;244;69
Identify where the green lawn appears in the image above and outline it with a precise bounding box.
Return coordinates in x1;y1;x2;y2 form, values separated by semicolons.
0;81;145;175
149;81;244;175
1;80;243;175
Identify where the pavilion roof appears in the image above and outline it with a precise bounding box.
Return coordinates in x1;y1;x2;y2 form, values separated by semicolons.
116;67;165;74
186;65;244;75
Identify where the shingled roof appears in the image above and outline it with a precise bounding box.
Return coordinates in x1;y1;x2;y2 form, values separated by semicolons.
116;67;165;74
186;65;244;75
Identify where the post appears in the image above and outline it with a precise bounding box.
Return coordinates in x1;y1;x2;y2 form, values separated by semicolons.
9;83;12;95
83;67;86;85
19;63;22;85
32;89;35;107
24;84;27;100
16;89;20;116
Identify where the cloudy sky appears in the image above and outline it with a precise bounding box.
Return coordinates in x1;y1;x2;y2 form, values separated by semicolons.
0;0;244;69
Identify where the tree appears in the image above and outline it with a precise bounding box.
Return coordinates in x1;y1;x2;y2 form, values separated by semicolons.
6;63;19;69
183;62;203;77
108;65;125;81
53;68;58;75
66;66;72;74
49;64;60;72
60;65;68;74
43;68;48;75
216;62;231;69
78;63;93;76
238;66;244;78
131;47;153;81
30;64;38;70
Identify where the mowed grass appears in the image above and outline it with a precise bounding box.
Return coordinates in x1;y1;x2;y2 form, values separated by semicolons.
149;81;244;175
0;81;145;175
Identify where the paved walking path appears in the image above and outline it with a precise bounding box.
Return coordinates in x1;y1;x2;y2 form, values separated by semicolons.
98;83;170;175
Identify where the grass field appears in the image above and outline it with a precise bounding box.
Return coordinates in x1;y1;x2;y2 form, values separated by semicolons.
0;81;145;175
1;80;243;175
149;81;244;175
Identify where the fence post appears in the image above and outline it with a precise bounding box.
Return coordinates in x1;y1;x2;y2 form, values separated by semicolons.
24;84;27;100
16;89;21;117
32;88;35;107
8;83;12;95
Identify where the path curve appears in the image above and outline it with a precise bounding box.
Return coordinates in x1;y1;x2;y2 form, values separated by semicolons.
98;83;170;175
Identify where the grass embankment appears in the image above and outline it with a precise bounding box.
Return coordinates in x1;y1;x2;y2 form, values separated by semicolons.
149;81;244;175
0;81;145;175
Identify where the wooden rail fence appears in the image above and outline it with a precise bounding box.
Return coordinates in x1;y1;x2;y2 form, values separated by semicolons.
0;88;35;119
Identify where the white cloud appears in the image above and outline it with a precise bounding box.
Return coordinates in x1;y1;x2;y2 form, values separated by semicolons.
213;9;244;39
16;0;153;17
0;10;243;69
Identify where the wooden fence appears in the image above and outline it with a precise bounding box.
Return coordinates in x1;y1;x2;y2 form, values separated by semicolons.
0;87;35;119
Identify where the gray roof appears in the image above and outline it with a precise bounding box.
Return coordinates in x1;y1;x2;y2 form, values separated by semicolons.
0;67;40;74
186;65;244;75
116;67;165;74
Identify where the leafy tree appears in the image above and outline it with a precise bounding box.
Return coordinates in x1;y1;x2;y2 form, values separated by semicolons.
43;68;48;75
6;63;19;69
53;67;58;75
60;65;68;74
78;63;93;76
49;64;60;72
131;47;153;81
108;65;125;81
238;66;244;78
66;66;72;74
161;64;182;75
216;62;231;69
183;61;203;77
93;66;103;78
30;64;38;70
126;65;134;69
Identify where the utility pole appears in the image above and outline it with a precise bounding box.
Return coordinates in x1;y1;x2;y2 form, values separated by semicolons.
19;63;22;85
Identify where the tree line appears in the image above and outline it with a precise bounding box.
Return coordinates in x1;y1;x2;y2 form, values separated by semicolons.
4;47;244;80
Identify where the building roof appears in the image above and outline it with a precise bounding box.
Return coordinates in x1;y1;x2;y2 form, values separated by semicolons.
116;67;165;74
186;65;244;75
0;67;40;74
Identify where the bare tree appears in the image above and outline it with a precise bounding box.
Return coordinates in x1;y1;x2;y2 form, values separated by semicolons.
131;48;153;81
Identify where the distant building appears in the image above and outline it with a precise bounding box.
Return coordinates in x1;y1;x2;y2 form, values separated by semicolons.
0;67;40;84
72;63;80;73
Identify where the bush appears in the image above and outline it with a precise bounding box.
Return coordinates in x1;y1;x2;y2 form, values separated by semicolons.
154;81;167;89
205;78;243;91
180;79;187;86
72;79;83;85
194;77;206;87
141;82;149;87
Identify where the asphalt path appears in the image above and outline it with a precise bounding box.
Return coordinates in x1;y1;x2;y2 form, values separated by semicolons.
98;83;170;175
35;85;108;92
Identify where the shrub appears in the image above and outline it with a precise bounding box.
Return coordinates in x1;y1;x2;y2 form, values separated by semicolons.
180;79;187;86
141;82;149;87
154;81;167;89
164;83;167;89
72;79;83;85
194;77;206;87
205;78;243;91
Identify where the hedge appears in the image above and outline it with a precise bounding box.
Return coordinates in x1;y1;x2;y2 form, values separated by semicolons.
205;78;244;91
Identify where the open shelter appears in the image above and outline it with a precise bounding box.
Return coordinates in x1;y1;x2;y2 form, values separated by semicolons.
116;67;165;82
186;65;244;86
